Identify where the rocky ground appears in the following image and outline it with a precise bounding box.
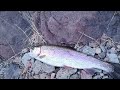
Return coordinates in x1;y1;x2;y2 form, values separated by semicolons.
0;34;120;79
0;11;120;79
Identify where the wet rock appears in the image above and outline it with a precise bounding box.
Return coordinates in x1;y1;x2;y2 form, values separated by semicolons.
56;68;77;79
82;46;95;56
107;53;119;63
33;60;55;74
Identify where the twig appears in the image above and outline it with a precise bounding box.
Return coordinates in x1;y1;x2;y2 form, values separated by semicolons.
78;31;99;44
14;24;32;46
75;33;84;46
106;11;116;31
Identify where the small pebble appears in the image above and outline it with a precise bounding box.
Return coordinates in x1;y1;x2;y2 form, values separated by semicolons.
51;73;56;79
117;44;120;49
95;47;101;54
40;73;50;79
104;57;109;62
89;42;98;48
33;75;40;79
98;52;106;59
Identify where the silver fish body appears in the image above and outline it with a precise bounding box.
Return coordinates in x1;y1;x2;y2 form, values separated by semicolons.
28;45;114;73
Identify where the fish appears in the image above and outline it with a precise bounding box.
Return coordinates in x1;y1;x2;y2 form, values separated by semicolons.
28;45;120;79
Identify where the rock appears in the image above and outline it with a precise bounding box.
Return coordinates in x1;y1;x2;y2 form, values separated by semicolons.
51;73;56;79
33;60;55;74
107;53;119;63
117;44;120;49
98;52;106;59
102;75;109;79
106;40;114;49
80;70;92;79
41;63;55;73
33;75;40;79
104;57;109;62
39;73;50;79
70;74;80;79
21;53;32;67
100;44;106;52
92;75;102;79
108;47;117;54
82;46;95;56
12;57;22;64
89;42;98;48
95;47;102;54
56;68;77;79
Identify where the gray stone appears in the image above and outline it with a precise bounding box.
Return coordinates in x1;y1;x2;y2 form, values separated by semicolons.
32;60;55;74
70;74;80;79
56;68;77;79
39;73;50;79
82;46;95;56
80;70;92;79
98;52;106;59
107;53;119;63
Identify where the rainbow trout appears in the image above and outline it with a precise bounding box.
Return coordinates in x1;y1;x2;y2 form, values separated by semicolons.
28;45;120;78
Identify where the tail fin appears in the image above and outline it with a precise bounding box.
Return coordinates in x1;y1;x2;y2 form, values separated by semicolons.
108;63;120;79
